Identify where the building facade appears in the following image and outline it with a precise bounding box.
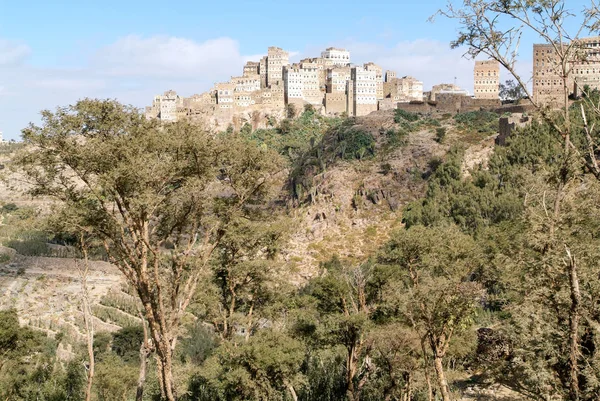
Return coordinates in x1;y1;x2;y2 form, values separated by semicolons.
533;37;600;105
474;60;500;100
321;47;351;67
383;76;423;103
351;66;377;116
147;90;184;122
364;62;384;100
267;46;290;87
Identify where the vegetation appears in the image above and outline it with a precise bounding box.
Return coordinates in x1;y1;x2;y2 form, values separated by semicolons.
5;3;600;400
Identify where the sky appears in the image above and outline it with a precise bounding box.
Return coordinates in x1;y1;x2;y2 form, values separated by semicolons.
0;0;593;140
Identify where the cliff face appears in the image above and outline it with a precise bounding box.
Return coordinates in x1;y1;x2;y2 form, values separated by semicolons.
280;110;451;279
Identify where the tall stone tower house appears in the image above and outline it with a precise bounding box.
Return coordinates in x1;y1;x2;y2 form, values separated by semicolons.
267;47;290;87
474;60;500;100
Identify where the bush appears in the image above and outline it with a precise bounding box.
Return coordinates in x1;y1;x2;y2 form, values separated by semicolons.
394;109;420;123
1;203;18;214
386;128;408;148
380;163;393;175
337;128;375;160
454;111;499;134
435;127;447;143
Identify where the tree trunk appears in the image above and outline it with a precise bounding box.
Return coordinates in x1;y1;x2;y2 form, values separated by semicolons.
156;339;176;401
286;382;298;401
420;337;433;401
77;242;94;401
346;344;356;401
566;247;581;401
136;313;151;401
433;355;451;401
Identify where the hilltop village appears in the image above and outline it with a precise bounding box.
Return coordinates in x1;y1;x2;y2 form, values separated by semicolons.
144;46;503;129
146;38;600;129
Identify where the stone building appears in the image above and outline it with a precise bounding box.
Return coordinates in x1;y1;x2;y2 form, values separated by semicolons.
321;47;351;67
260;56;268;88
385;70;397;82
243;61;260;77
300;57;333;92
326;66;351;94
284;64;304;106
267;46;290;87
232;75;261;93
428;83;469;102
215;82;235;111
383;76;423;103
269;82;285;109
474;60;500;100
572;36;600;95
351;66;377;116
533;37;600;105
364;62;384;100
147;90;184;122
283;62;324;106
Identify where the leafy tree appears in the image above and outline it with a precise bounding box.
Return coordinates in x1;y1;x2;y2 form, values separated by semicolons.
197;330;305;401
112;325;144;363
376;225;483;401
499;79;526;103
15;99;282;401
303;258;376;401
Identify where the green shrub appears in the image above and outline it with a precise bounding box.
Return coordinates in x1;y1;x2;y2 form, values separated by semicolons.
337;128;375;160
380;163;393;175
394;109;420;123
454;111;499;134
435;127;447;143
1;203;18;214
386;128;408;147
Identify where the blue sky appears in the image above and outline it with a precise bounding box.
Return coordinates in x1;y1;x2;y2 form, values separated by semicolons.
0;0;593;139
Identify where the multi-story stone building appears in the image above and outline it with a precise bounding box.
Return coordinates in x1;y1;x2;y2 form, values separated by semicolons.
474;60;500;99
326;67;351;94
147;90;184;122
351;66;377;116
383;76;423;102
215;82;235;111
364;62;384;100
259;56;268;88
269;82;285;109
267;46;290;87
283;62;324;106
231;75;261;93
385;70;397;82
533;37;600;105
572;36;600;94
300;57;333;92
284;64;304;106
243;61;260;77
321;47;351;67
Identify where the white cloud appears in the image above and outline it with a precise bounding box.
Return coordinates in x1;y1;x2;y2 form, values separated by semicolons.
94;35;243;80
0;35;535;141
0;35;258;140
0;39;30;65
326;38;534;94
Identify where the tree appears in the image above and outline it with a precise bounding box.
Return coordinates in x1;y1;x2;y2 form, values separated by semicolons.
376;225;483;401
499;79;526;103
198;330;305;401
435;0;600;176
305;258;375;401
15;99;282;400
436;4;600;398
194;215;287;342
